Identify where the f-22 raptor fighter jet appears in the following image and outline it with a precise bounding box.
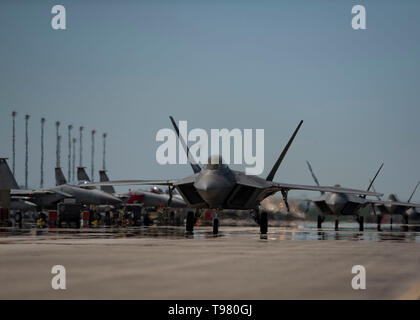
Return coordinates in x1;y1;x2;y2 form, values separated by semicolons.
304;161;384;231
305;161;420;231
86;117;381;236
370;181;420;229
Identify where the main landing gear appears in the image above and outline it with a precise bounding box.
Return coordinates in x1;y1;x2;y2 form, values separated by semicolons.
317;215;325;229
377;215;382;231
252;207;268;238
356;215;364;231
334;219;339;231
260;210;268;236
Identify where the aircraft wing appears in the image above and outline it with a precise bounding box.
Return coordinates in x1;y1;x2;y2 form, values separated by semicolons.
11;189;56;196
290;196;327;202
368;199;420;208
232;172;382;203
270;182;382;196
84;179;176;187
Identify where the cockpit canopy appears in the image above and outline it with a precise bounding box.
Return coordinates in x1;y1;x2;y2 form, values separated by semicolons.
205;155;227;170
150;186;164;194
388;194;397;201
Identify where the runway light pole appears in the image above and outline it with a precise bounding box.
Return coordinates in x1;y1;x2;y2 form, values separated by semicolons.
25;114;30;189
72;137;76;183
68;124;73;181
102;132;107;171
79;126;83;167
91;129;96;182
55;121;61;168
58;135;62;170
40;117;45;188
11;111;17;176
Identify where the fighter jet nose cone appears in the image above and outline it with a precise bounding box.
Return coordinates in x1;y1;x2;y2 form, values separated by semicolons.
194;173;234;208
93;189;121;205
325;193;347;214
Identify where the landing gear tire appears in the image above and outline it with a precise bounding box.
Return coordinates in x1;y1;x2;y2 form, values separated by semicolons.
358;216;364;231
317;215;323;229
213;218;219;235
260;211;268;235
15;212;22;228
403;215;409;225
377;215;382;231
334;219;339;231
186;211;195;234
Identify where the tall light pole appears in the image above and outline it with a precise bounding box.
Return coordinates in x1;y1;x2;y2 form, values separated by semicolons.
40;117;45;188
91;129;96;182
79;126;83;167
102;132;107;171
58;135;62;170
55;121;61;168
68;124;73;181
72;137;76;183
12;111;17;176
25;114;30;189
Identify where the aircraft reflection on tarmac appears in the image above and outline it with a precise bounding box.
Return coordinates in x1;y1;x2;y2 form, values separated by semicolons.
1;223;420;242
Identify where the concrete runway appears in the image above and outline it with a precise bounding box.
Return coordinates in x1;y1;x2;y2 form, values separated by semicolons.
1;223;420;299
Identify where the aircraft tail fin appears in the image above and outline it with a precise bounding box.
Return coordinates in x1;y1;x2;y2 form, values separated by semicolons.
0;158;19;189
365;163;384;196
266;120;303;181
408;181;420;203
369;180;382;200
306;160;324;195
99;170;116;194
169;116;201;173
77;167;91;182
55;167;67;186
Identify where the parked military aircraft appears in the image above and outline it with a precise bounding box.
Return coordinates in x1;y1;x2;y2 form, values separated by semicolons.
97;169;186;208
86;117;381;236
304;160;384;231
0;158;71;210
305;161;420;231
371;181;420;229
54;167;122;206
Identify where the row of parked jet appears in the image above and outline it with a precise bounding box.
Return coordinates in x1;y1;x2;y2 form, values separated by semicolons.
82;117;420;235
302;160;420;231
0;158;186;215
2;117;419;235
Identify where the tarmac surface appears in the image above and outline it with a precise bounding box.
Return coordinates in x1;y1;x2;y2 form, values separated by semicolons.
1;222;420;299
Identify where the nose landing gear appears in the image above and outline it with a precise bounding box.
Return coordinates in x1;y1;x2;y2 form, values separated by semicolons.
356;216;364;231
213;211;219;235
185;210;195;234
317;215;325;229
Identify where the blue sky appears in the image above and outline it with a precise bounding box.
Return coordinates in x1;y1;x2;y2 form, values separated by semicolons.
1;0;419;200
